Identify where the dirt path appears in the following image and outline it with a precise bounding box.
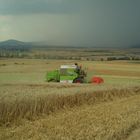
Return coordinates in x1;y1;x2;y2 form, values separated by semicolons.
127;127;140;140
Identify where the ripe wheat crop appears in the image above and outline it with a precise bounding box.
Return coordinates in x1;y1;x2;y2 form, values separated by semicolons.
0;85;139;125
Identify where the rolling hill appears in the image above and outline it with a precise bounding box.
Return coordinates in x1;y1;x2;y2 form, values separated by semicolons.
0;39;32;50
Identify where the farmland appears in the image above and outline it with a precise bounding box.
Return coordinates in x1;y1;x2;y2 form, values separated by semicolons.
0;58;140;140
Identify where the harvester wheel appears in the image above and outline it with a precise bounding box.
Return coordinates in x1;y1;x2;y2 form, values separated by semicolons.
73;78;83;83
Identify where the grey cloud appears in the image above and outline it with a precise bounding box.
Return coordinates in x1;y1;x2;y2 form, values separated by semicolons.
0;0;140;47
0;0;80;15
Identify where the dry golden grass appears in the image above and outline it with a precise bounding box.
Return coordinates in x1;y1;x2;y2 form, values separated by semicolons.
0;85;139;126
0;89;140;140
127;128;140;140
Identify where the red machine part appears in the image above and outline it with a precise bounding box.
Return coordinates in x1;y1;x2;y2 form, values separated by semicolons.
91;76;104;84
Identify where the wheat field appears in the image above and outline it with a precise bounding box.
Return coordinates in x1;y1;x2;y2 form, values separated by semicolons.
0;59;140;140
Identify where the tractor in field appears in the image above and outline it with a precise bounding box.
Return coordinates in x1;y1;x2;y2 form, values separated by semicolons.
46;64;87;83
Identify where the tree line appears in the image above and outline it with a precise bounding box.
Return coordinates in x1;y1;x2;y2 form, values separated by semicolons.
0;49;139;61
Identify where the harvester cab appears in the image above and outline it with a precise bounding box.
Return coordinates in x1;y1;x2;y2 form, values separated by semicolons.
46;64;87;83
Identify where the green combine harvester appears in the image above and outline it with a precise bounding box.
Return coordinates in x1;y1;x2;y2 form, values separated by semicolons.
46;65;87;83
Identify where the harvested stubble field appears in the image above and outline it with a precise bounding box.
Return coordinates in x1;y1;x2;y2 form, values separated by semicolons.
0;59;140;140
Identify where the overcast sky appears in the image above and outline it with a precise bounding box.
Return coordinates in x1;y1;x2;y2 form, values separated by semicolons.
0;0;140;47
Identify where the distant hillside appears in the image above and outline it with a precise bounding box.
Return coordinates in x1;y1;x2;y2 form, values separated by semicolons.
0;39;32;51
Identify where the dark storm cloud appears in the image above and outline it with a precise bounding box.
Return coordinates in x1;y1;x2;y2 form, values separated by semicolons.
0;0;140;47
0;0;80;15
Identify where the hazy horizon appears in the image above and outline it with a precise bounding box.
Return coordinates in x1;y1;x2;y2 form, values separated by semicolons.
0;0;140;47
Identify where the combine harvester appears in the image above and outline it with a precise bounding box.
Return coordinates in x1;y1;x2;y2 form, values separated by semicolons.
46;64;104;84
